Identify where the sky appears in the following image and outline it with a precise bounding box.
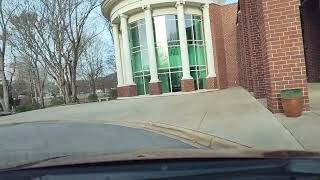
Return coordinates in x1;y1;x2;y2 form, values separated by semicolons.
225;0;238;4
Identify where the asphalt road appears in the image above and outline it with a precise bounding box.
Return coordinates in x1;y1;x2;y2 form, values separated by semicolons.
0;122;194;168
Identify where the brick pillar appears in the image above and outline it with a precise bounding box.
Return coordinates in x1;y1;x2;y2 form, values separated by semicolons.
117;85;137;97
246;0;266;98
239;0;254;92
237;12;247;89
149;82;162;95
209;4;228;89
181;79;195;92
258;0;310;113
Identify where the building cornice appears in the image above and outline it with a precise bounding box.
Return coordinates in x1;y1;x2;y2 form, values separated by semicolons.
101;0;225;20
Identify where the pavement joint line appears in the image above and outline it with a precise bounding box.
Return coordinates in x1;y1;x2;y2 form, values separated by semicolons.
275;116;306;151
197;111;208;131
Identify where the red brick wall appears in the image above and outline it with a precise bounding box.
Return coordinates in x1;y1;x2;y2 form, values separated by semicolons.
247;0;266;98
237;0;254;92
236;0;266;98
210;3;239;89
210;4;228;89
221;4;239;87
301;4;320;82
258;0;310;112
237;0;310;113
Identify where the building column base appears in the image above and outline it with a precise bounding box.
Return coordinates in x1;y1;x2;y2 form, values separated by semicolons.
206;77;218;89
149;82;162;95
117;85;137;97
181;79;195;92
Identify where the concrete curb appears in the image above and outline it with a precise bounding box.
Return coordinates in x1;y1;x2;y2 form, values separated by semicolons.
113;121;251;150
117;89;218;100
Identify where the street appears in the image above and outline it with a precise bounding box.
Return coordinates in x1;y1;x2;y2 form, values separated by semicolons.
0;122;194;168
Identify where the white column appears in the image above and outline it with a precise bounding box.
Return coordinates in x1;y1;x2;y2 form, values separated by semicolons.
176;0;192;80
202;3;216;78
120;14;135;85
112;24;124;87
143;5;159;83
119;32;127;84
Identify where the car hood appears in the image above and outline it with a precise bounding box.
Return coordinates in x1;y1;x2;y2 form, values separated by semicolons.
15;149;320;170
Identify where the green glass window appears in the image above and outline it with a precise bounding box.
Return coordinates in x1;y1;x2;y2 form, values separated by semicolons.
188;45;196;66
159;74;171;93
168;46;182;68
186;15;207;90
130;26;140;48
196;45;206;65
194;18;203;41
171;72;182;92
166;16;179;42
135;76;145;95
132;52;142;72
185;18;193;42
139;24;147;49
199;70;207;89
153;15;183;93
129;19;150;95
156;46;169;69
141;51;149;71
129;14;206;95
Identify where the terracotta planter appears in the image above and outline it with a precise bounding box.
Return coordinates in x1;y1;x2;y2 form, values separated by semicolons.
281;98;303;117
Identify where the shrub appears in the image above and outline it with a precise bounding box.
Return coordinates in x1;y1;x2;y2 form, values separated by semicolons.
16;103;41;113
109;88;117;100
50;96;65;106
87;94;98;102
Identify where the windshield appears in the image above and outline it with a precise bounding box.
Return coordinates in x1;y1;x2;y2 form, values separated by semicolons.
0;0;319;170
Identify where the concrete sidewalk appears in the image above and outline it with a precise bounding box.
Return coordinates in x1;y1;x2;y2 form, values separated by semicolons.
275;83;320;151
0;87;302;150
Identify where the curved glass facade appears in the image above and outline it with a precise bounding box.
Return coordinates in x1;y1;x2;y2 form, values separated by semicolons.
186;15;207;90
154;15;183;93
129;14;207;95
129;19;150;95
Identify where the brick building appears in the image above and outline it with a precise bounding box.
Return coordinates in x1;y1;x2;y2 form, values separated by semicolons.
237;0;319;113
102;0;318;113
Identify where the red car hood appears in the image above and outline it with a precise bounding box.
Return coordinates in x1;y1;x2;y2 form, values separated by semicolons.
19;149;320;169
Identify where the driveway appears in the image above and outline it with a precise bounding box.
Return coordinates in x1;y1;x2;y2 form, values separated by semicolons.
0;122;194;168
0;87;301;150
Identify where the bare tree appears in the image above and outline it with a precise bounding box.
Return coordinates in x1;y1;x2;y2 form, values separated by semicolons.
79;39;105;95
11;1;71;104
60;0;100;103
11;0;102;104
0;0;18;112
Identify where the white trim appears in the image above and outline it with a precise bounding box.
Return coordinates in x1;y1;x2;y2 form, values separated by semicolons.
185;7;202;15
152;7;177;17
128;12;144;23
107;0;212;22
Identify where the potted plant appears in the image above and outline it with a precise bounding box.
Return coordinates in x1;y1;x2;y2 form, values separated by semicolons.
280;89;303;117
